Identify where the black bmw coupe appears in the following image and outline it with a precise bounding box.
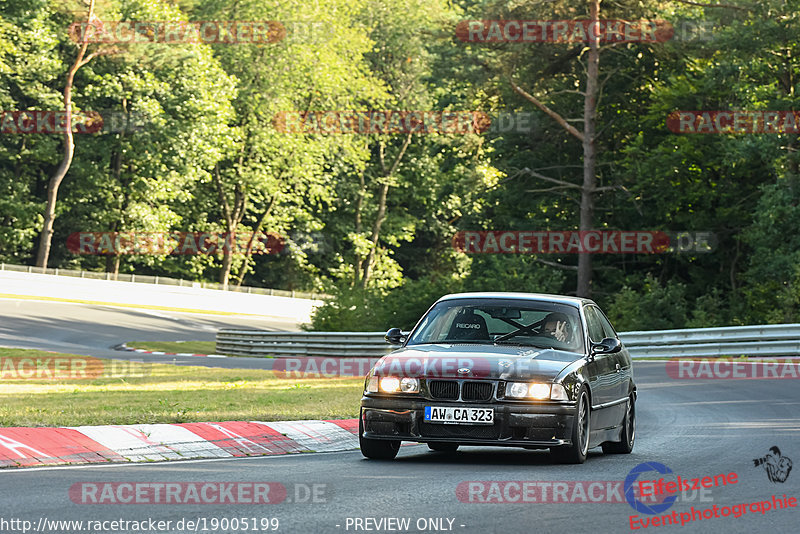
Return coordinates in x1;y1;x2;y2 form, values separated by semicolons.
359;292;636;463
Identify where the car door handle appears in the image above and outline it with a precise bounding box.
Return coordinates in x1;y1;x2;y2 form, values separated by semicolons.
615;363;621;373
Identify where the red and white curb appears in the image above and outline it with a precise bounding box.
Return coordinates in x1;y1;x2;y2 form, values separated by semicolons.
115;343;227;358
0;419;360;468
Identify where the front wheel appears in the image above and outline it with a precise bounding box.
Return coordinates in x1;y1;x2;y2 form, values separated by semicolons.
602;393;635;454
550;387;590;464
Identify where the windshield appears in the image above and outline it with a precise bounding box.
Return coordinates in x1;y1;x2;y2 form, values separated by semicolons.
407;298;585;353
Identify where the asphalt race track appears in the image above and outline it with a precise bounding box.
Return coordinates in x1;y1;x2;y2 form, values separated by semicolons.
0;297;298;369
1;298;799;533
2;364;798;533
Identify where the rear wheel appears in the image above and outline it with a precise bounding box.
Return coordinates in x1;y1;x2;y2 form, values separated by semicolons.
428;442;459;453
550;387;590;464
602;393;635;454
359;416;400;460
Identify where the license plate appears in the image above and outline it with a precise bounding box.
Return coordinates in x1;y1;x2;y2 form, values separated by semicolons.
424;406;494;425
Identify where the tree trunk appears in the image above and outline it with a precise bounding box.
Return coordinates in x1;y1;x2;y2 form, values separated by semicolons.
358;134;411;288
360;182;389;289
106;99;127;279
353;170;366;286
213;164;245;290
233;196;275;289
576;0;601;298
36;0;97;268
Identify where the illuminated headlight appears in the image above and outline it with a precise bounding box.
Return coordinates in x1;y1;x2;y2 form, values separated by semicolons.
528;383;551;400
376;376;420;394
505;382;553;400
379;377;401;392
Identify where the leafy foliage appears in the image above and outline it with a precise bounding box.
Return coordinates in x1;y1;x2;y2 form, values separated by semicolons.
2;0;799;330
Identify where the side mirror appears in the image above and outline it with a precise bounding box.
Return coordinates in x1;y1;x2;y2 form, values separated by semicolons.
590;337;621;355
385;327;407;345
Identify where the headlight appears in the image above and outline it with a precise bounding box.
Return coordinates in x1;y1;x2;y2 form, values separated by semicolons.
507;382;530;398
505;382;555;400
528;383;551;400
400;377;420;393
366;375;379;393
376;376;420;394
379;377;401;392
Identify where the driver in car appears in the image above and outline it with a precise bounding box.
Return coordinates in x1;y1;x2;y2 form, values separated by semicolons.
541;312;570;342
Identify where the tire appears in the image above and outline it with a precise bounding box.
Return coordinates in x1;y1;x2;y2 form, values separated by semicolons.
550;387;590;464
359;416;400;460
602;393;635;454
428;442;459;453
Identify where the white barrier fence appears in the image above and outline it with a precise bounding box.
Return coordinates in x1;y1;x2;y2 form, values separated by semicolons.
0;269;322;323
216;324;800;359
0;262;327;299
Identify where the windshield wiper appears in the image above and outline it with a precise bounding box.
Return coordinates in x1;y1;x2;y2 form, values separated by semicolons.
493;340;553;349
438;339;495;344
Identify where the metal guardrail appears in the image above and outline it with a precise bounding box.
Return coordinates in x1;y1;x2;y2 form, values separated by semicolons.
216;324;800;359
216;331;391;357
0;262;327;300
620;324;800;358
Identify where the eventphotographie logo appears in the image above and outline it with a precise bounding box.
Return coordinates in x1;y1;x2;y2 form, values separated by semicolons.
753;446;793;483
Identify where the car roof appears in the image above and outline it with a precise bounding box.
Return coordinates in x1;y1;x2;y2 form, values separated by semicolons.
436;292;593;308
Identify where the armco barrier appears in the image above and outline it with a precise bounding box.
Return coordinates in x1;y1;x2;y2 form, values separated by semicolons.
216;324;800;359
216;331;391;358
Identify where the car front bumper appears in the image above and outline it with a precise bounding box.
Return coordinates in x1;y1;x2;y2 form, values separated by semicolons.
361;396;578;448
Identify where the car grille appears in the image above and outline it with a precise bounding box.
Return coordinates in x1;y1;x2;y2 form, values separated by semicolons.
462;381;493;401
419;422;501;440
428;380;459;400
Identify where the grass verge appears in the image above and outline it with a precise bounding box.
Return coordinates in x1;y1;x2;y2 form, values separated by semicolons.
0;348;362;427
126;340;220;355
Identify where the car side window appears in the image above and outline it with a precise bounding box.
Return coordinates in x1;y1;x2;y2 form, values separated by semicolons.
584;307;605;342
593;307;617;339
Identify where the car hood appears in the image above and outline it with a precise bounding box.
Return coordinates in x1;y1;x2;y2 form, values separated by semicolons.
370;343;582;381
